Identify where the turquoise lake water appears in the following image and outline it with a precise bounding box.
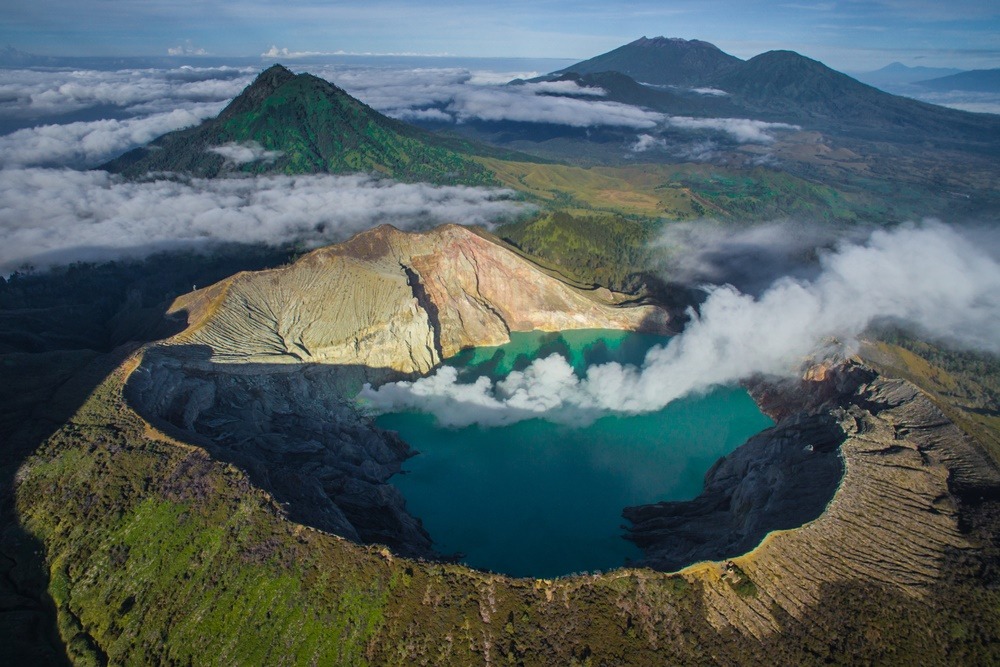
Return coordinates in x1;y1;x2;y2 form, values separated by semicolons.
377;330;773;578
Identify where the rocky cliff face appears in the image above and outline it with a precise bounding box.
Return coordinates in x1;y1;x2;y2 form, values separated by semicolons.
127;224;669;556
625;359;1000;638
167;224;667;376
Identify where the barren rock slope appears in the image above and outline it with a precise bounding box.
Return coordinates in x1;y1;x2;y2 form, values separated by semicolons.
626;361;1000;640
166;224;668;375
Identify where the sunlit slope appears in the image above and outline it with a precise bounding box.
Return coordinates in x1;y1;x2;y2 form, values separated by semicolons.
103;65;495;185
165;224;667;369
479;157;918;222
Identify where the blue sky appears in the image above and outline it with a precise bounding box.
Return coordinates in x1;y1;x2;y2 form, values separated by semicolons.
3;0;999;71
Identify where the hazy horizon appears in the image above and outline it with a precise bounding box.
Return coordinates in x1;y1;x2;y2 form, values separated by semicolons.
3;1;999;72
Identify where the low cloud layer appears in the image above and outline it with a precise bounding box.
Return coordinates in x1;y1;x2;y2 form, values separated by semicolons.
0;66;251;119
0;169;526;272
664;117;800;143
361;222;1000;427
208;141;284;164
325;66;657;129
0;103;223;167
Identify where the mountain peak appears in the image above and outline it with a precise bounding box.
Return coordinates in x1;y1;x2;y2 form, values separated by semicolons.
219;63;297;120
554;35;741;87
634;36;724;51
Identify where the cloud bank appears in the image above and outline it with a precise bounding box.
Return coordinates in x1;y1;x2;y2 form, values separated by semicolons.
0;103;223;167
0;66;251;119
0;169;526;272
324;66;656;129
360;222;1000;427
664;117;800;143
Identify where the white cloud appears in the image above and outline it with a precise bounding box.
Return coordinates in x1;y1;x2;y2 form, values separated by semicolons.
360;222;1000;428
665;117;801;143
0;66;252;119
630;134;667;152
0;169;527;272
629;135;719;161
310;66;659;129
262;46;452;58
167;41;210;56
690;87;729;97
208;141;283;164
445;87;663;128
391;108;454;123
0;103;223;168
522;80;606;97
907;90;1000;115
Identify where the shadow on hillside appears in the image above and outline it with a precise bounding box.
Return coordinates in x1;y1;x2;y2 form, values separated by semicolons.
125;344;435;559
0;341;187;664
0;244;293;663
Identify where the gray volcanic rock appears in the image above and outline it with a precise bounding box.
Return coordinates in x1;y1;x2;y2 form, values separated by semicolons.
624;360;1000;637
624;408;847;572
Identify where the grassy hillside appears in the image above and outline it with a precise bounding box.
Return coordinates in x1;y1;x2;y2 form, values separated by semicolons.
498;210;659;293
481;158;932;224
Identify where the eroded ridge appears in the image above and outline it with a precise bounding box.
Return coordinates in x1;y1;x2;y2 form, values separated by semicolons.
166;224;668;375
626;361;1000;639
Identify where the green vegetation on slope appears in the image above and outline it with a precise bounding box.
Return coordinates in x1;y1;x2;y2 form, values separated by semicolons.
499;210;659;293
103;65;495;186
481;157;924;225
10;346;1000;665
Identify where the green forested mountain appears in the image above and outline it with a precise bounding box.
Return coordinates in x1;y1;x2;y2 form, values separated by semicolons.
102;65;495;185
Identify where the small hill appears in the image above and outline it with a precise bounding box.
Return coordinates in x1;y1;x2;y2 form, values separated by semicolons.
102;64;495;185
916;68;1000;93
552;36;741;87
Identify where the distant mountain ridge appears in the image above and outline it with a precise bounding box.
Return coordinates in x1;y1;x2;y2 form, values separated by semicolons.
545;38;1000;148
916;68;1000;93
855;62;965;87
102;64;496;185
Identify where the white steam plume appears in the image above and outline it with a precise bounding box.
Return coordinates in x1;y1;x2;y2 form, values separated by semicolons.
360;222;1000;428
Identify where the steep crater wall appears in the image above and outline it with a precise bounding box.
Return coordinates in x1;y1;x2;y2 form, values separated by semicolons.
126;224;670;557
623;359;1000;637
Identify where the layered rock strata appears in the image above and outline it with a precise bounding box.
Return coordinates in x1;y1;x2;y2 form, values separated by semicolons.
625;361;1000;638
166;224;667;374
